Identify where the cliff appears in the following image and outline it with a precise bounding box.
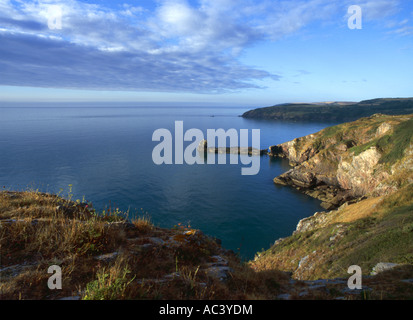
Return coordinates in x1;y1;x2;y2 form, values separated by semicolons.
270;114;413;210
252;113;413;282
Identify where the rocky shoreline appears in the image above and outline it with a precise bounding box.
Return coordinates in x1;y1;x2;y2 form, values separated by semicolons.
273;170;357;210
268;114;413;210
268;139;354;210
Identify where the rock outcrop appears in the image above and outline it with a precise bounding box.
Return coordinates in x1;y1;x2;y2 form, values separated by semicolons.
270;114;413;209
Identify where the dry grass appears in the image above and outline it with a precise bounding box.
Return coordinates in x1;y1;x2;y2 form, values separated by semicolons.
131;214;153;233
0;190;290;300
330;197;383;224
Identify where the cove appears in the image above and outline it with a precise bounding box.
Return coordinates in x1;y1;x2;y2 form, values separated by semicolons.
0;104;336;259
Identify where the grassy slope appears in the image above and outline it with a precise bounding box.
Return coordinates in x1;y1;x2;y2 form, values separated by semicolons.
252;185;413;280
242;98;413;122
316;114;413;168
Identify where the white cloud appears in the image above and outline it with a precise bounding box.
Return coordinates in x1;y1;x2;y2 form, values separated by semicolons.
157;1;200;34
389;24;413;36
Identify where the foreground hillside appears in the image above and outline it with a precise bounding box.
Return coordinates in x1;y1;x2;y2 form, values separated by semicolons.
252;113;413;282
242;98;413;122
0;190;289;300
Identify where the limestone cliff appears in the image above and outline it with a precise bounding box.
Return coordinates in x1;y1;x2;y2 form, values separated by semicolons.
270;114;413;209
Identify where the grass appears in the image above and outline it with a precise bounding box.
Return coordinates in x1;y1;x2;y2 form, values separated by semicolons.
350;139;379;156
254;114;413;298
348;118;413;165
83;258;135;300
132;214;153;233
0;189;292;300
378;118;413;165
320;125;342;138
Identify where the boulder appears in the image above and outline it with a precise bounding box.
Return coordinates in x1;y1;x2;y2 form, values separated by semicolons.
371;262;399;275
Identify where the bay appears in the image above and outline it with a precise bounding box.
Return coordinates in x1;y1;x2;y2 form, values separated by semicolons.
0;104;336;259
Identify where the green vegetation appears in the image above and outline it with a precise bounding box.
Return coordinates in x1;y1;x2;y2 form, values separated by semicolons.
83;263;135;300
320;125;342;138
242;98;413;122
350;139;378;156
348;118;413;166
379;118;413;165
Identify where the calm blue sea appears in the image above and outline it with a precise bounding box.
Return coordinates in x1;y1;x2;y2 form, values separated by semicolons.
0;104;336;259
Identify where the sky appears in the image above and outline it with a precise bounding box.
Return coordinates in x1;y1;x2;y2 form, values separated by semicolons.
0;0;412;107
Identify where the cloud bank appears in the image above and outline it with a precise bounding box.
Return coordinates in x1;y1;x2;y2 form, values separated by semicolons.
0;0;407;93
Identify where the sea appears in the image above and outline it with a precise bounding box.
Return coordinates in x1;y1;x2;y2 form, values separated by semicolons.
0;104;337;259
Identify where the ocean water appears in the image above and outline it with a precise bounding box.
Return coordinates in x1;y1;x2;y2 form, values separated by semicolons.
0;104;335;259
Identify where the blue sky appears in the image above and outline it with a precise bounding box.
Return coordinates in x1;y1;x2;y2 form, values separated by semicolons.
0;0;412;106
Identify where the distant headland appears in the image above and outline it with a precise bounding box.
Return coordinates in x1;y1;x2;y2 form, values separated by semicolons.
242;98;413;122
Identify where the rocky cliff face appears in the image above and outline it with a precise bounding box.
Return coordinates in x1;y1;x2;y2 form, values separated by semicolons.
270;114;413;209
336;147;390;196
